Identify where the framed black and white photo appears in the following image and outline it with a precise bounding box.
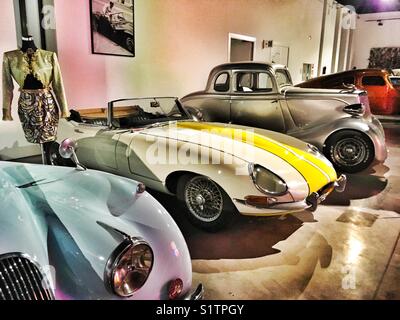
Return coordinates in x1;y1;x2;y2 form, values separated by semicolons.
90;0;135;57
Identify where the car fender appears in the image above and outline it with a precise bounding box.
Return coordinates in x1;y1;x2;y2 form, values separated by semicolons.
289;117;380;155
123;125;316;202
0;162;192;300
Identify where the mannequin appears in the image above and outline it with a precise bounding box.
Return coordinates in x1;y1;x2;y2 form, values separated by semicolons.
21;36;48;164
2;35;70;165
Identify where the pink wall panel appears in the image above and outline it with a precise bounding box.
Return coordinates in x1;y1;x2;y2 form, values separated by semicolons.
54;0;108;109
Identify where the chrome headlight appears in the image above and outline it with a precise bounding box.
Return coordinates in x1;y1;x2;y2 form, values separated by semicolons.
249;164;288;195
105;238;154;297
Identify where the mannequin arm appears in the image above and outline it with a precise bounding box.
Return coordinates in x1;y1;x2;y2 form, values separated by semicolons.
51;53;70;118
2;54;14;121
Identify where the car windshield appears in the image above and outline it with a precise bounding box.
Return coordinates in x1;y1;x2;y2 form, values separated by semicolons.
111;97;190;129
390;77;400;86
275;69;292;88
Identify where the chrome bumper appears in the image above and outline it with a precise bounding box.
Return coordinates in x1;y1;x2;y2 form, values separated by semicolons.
233;175;347;215
184;284;204;300
306;174;347;212
334;174;347;193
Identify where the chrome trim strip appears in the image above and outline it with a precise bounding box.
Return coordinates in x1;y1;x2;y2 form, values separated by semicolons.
15;258;33;300
234;198;311;211
0;252;55;300
10;257;31;300
5;259;25;299
0;260;18;299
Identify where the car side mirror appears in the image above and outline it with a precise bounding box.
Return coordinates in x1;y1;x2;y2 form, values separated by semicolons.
59;138;86;171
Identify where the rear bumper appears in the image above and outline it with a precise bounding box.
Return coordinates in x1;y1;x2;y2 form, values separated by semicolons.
233;175;347;216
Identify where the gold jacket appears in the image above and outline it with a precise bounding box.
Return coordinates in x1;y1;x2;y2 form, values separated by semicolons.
2;49;69;121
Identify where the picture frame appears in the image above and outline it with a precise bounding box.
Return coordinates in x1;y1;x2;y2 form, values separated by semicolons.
89;0;135;57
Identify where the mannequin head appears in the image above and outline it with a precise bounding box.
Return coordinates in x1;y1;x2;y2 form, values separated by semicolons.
21;35;38;53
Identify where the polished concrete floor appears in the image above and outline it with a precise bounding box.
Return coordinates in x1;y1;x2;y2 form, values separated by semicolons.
17;122;400;300
153;121;400;300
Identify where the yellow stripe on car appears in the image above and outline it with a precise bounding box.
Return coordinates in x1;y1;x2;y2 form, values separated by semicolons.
177;122;337;194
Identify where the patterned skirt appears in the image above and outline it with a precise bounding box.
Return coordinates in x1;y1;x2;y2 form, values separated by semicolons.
18;89;60;144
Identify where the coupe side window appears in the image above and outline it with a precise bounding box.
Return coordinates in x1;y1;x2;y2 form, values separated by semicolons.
390;77;400;86
362;76;386;86
214;73;230;92
235;72;274;93
324;76;355;88
237;73;254;91
258;73;274;91
275;70;292;87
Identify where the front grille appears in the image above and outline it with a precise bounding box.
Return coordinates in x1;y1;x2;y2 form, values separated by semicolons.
0;254;55;300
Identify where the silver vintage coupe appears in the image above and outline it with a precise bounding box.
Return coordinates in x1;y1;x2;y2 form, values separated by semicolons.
181;62;387;173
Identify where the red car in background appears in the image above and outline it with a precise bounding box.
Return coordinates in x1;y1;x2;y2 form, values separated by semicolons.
296;69;400;115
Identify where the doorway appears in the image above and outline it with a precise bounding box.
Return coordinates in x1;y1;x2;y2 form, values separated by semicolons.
228;33;256;62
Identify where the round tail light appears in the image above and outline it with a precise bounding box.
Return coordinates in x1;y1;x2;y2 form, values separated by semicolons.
168;278;183;300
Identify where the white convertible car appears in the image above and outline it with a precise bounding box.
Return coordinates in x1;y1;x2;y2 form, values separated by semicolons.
0;139;203;300
51;97;346;231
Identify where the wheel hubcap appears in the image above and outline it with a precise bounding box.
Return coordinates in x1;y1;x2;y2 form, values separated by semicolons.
333;138;366;167
185;177;223;223
195;194;206;207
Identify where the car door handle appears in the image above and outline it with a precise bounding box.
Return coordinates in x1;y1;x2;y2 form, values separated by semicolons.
271;100;279;104
74;129;84;134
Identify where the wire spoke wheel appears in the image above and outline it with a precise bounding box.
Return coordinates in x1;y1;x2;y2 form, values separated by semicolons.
333;137;366;167
184;176;224;223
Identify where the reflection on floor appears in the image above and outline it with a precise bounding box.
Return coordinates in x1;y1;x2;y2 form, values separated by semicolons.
152;123;400;300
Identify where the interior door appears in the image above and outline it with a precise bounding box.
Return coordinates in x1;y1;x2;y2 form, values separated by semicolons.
230;38;254;62
230;71;286;132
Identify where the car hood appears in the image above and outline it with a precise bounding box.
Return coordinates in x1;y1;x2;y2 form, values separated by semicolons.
142;121;337;193
0;162;191;300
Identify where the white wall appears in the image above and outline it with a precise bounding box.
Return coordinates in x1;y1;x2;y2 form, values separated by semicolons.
0;0;40;159
318;0;337;76
0;0;17;120
352;11;400;69
54;0;325;108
